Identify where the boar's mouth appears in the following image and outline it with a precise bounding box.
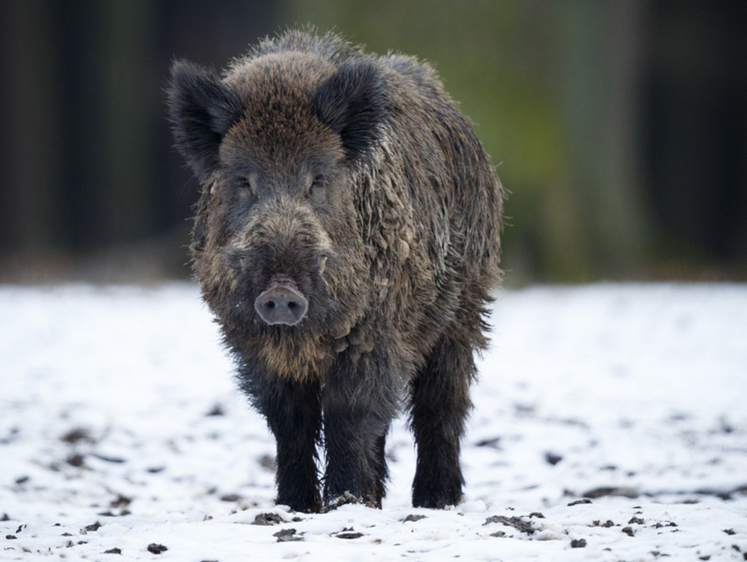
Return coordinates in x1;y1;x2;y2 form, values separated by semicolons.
254;282;309;326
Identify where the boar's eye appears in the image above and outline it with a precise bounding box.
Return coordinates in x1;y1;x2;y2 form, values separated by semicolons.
308;174;325;198
234;176;257;207
235;176;252;190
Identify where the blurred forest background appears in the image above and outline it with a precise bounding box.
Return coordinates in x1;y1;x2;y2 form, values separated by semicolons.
1;0;745;286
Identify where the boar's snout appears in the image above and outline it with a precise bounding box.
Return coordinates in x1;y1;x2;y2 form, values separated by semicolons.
254;283;309;326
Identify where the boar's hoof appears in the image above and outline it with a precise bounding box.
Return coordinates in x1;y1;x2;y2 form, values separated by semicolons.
324;491;369;511
254;285;308;326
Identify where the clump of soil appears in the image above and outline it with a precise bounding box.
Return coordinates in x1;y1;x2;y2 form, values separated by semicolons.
147;543;168;554
274;529;303;542
60;428;95;444
583;487;639;499
81;522;101;534
336;528;364;540
483;515;537;535
568;499;592;506
252;513;284;526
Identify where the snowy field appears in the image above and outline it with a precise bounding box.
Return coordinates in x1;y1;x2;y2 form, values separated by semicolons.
2;283;746;561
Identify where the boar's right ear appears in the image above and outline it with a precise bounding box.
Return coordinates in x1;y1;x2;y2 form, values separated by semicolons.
313;58;386;163
168;60;244;181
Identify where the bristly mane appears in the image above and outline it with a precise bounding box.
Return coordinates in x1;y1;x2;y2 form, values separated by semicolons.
230;28;364;73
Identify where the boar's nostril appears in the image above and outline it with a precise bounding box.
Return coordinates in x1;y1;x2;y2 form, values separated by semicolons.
254;285;308;326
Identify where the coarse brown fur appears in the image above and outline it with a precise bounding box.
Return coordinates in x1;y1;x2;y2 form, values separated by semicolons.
168;29;503;513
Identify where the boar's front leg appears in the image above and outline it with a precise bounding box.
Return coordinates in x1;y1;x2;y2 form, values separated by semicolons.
322;346;400;509
245;374;322;513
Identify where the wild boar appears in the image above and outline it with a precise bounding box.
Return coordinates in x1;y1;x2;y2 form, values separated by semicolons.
168;29;503;513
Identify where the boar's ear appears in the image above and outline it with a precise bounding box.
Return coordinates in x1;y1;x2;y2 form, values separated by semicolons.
168;60;244;181
313;58;386;162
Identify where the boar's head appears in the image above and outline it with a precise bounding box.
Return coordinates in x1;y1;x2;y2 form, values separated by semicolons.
168;53;387;355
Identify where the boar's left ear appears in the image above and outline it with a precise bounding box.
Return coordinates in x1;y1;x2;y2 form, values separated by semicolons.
168;60;245;182
313;58;387;163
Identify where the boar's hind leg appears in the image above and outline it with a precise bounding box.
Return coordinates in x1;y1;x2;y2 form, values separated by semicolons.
322;349;399;509
371;433;389;505
410;334;475;508
251;378;322;513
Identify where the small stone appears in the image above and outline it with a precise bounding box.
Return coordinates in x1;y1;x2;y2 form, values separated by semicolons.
81;521;102;533
60;428;93;444
110;494;132;508
67;454;86;468
475;437;501;449
545;452;563;465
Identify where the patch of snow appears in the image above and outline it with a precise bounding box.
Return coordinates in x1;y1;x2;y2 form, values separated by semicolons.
1;283;746;561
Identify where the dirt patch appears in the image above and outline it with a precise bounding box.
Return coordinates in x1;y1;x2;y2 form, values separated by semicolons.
274;529;303;542
252;513;284;526
483;515;538;535
583;487;639;499
147;543;168;554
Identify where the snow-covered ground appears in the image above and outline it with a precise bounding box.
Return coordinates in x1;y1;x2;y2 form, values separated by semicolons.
2;283;746;561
